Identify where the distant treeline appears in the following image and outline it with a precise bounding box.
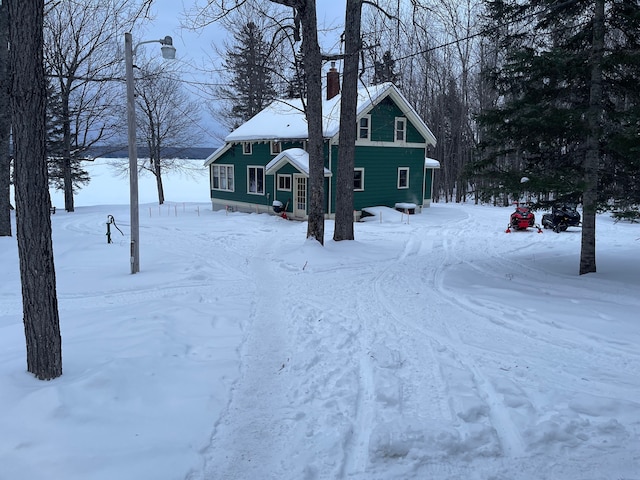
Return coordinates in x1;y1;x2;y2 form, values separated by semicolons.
87;145;218;160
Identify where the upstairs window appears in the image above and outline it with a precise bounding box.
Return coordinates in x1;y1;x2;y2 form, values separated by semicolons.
270;141;282;155
398;167;409;189
358;115;371;140
354;168;365;191
395;117;406;142
242;142;252;155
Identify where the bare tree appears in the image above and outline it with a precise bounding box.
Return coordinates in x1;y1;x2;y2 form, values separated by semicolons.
0;0;11;236
8;0;62;380
134;62;202;204
44;0;134;212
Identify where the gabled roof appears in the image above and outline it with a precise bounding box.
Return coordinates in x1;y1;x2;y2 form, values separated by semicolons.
223;82;436;146
265;148;332;177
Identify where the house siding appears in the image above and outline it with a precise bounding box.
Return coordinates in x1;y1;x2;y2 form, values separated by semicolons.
369;98;424;144
271;163;300;214
210;141;304;212
352;146;425;211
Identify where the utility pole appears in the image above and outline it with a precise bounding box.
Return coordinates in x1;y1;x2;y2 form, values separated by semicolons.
125;32;139;274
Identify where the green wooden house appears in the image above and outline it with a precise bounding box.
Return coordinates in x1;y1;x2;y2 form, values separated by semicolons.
204;75;439;220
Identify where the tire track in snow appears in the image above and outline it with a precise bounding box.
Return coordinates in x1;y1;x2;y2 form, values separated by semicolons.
431;230;640;405
366;221;528;459
433;236;527;457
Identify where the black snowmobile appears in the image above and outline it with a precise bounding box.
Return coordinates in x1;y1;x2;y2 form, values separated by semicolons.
541;203;581;233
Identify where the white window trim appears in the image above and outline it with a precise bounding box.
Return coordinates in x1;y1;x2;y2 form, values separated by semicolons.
354;167;365;192
212;164;235;192
247;165;265;195
277;174;292;191
397;167;410;189
358;115;371;141
395;117;406;143
242;142;252;155
270;141;282;155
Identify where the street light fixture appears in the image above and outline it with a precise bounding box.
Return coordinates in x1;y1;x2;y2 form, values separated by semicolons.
125;33;176;274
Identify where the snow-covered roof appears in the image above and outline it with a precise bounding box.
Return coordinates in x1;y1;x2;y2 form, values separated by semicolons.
265;148;332;177
425;157;441;169
224;82;437;146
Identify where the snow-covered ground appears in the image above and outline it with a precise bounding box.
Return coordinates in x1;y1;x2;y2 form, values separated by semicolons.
1;163;639;480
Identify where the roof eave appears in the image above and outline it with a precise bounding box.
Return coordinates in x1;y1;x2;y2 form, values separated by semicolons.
203;143;232;167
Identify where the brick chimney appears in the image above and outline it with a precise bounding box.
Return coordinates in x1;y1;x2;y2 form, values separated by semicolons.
327;62;340;100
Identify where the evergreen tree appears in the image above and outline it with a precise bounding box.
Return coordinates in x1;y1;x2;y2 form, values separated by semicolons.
473;0;640;274
286;49;306;98
45;80;90;195
476;0;640;206
222;21;278;126
372;50;398;85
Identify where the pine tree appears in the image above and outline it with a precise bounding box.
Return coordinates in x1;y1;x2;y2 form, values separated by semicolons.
222;21;278;126
45;80;90;196
286;49;306;98
372;50;398;85
473;0;640;274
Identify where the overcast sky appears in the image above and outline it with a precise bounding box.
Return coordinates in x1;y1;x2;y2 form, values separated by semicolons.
132;0;348;146
143;0;347;65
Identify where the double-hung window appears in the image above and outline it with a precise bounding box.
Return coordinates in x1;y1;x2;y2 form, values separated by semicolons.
354;168;365;191
398;167;409;189
395;117;406;142
358;115;371;140
248;166;265;194
212;165;234;191
270;141;282;155
242;142;252;155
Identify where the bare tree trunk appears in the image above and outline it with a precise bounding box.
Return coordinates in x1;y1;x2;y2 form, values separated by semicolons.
580;0;604;275
62;95;75;212
154;142;164;205
333;0;362;241
8;0;62;380
0;0;11;236
296;1;325;244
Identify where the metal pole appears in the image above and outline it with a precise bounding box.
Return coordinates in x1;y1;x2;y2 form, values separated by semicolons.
125;32;140;273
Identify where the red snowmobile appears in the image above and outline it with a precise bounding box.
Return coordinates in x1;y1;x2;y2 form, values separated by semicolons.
506;203;542;233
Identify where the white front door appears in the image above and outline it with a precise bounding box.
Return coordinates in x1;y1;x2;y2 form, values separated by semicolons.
293;174;307;218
